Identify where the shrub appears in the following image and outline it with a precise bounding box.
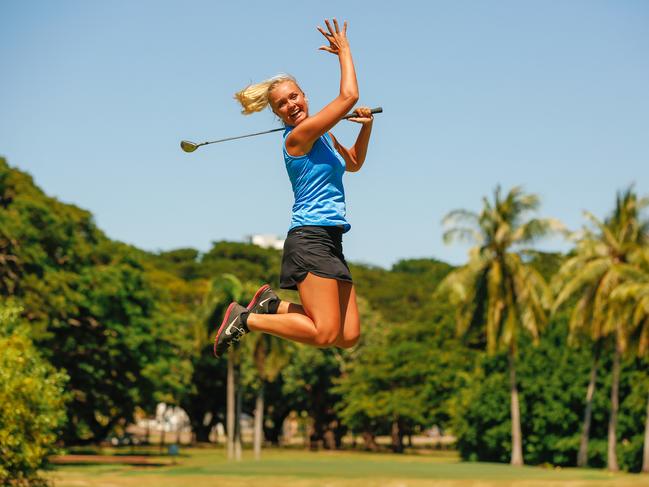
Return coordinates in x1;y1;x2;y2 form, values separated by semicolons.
0;304;68;485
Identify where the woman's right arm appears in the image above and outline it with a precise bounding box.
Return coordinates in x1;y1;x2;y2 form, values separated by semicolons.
286;19;359;155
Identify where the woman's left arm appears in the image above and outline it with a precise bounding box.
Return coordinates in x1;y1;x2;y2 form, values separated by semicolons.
330;106;374;173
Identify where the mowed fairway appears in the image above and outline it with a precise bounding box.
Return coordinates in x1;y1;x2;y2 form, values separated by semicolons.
47;447;649;487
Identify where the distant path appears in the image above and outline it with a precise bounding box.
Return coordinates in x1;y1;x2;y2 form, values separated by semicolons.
50;455;170;466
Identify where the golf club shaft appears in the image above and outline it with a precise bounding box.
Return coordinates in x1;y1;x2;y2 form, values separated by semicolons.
201;127;284;146
185;106;383;150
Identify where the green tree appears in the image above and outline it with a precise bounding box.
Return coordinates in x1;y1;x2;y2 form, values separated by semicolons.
553;188;649;471
0;158;193;443
240;313;292;460
190;274;245;459
281;346;347;450
451;311;618;467
439;186;560;465
335;296;469;452
0;302;68;485
201;242;281;285
350;259;453;324
611;247;649;472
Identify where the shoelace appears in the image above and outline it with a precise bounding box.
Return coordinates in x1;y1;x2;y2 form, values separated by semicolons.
230;326;247;343
218;321;248;353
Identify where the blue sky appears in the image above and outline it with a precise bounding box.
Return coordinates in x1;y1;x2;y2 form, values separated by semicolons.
1;0;648;268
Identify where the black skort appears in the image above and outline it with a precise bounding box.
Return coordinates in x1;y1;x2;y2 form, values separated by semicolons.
279;225;353;290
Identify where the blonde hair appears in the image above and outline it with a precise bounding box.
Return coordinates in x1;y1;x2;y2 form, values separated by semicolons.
234;74;299;115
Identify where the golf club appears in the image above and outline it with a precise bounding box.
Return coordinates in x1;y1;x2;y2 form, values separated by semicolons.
180;107;383;153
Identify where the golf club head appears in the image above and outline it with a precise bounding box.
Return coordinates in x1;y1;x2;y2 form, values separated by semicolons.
180;140;199;153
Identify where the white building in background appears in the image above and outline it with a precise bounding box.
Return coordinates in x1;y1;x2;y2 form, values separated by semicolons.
137;403;191;434
248;234;284;250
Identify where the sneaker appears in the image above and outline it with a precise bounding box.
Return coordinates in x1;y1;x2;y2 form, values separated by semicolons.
213;302;249;357
247;284;279;315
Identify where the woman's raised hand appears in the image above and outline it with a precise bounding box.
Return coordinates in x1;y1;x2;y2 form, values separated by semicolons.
317;18;349;55
346;106;373;125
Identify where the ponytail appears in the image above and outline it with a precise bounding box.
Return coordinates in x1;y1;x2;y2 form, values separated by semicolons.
234;74;297;115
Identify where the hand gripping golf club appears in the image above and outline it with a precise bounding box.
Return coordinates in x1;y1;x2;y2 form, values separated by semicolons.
180;107;383;153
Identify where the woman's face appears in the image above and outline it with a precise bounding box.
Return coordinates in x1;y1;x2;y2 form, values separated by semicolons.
268;81;308;126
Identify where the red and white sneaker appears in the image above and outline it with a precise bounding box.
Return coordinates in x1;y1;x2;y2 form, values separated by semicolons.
247;284;279;315
213;303;249;357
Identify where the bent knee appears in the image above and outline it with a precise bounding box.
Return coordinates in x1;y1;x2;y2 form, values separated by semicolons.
311;317;341;347
337;334;360;349
313;331;340;347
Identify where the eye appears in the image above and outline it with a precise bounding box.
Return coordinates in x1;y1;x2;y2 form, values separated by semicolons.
290;93;298;100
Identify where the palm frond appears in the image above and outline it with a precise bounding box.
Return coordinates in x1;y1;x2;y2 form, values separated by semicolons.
551;255;587;293
568;293;595;344
611;282;647;301
637;316;649;356
442;209;480;226
443;228;483;245
510;254;548;342
511;218;566;245
500;303;518;351
553;258;609;313
514;191;541;214
438;258;489;338
592;270;619;337
486;260;504;353
192;273;245;349
583;210;621;254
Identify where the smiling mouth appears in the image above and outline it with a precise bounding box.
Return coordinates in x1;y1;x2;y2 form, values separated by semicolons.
290;109;302;119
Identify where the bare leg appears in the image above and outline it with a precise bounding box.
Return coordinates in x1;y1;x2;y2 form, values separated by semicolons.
271;282;359;348
334;282;360;348
247;273;342;347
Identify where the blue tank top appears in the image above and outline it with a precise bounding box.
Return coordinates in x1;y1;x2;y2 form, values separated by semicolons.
283;127;351;232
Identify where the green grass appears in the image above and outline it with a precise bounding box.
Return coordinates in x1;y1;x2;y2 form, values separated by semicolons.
47;446;649;487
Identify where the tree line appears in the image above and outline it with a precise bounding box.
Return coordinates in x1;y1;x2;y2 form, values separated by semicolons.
1;156;647;484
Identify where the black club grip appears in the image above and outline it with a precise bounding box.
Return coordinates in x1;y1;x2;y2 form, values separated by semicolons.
342;107;383;119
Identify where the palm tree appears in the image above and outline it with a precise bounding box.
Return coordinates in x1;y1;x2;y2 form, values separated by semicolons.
244;330;292;460
553;188;648;471
439;186;560;465
611;247;649;473
551;234;610;468
195;274;244;460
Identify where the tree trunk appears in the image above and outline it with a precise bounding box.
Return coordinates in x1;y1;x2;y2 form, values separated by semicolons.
642;389;649;472
254;386;264;460
362;431;379;451
226;351;235;460
391;419;404;453
308;421;321;451
333;420;345;449
235;364;242;461
194;422;211;443
508;351;524;466
577;345;600;467
323;429;336;450
159;403;167;452
607;343;621;472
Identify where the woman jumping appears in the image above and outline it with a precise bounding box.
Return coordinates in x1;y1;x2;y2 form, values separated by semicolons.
214;18;374;356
